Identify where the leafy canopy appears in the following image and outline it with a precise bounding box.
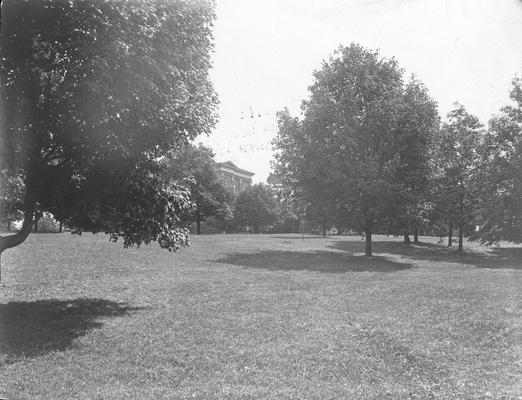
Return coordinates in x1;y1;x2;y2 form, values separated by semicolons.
234;183;277;233
272;45;437;230
473;77;522;243
0;0;217;252
165;144;234;226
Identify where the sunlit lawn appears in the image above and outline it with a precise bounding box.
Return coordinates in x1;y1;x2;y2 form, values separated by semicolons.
1;232;521;399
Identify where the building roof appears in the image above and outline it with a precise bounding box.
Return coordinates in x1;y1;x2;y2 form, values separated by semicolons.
216;161;255;177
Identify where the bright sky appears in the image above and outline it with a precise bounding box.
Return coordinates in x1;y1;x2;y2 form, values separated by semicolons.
197;0;522;183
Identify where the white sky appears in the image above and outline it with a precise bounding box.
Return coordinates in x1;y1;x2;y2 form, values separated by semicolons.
197;0;522;183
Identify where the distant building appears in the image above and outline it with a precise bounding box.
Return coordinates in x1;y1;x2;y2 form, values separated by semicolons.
216;161;254;194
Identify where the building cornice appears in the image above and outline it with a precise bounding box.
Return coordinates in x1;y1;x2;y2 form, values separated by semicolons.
216;161;255;177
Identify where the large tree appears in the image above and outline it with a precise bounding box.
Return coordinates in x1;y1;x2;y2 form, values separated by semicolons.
269;109;339;237
0;0;217;269
272;44;432;256
472;77;522;244
391;77;440;243
165;144;234;235
434;104;484;251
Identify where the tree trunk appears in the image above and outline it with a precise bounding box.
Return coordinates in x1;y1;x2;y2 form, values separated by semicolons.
196;214;201;235
403;233;411;244
458;192;464;252
33;217;39;232
448;219;453;247
6;220;11;232
0;203;35;282
365;228;372;257
322;218;327;238
59;221;63;232
413;228;419;244
458;222;463;252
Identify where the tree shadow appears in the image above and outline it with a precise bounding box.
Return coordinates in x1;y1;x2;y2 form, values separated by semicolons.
481;247;522;269
216;250;412;273
0;298;142;365
329;240;522;270
270;235;330;240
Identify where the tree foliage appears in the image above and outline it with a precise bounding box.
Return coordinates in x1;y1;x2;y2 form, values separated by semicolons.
432;104;484;250
165;144;234;234
271;45;522;250
271;44;441;255
233;183;277;233
0;172;24;228
270;108;340;236
391;77;440;242
472;77;522;244
0;0;217;256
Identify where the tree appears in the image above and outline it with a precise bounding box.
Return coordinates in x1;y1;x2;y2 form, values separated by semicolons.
0;0;217;271
391;77;440;244
434;104;484;251
273;44;418;256
271;197;301;233
472;77;522;244
233;184;277;233
269;109;339;237
165;144;234;235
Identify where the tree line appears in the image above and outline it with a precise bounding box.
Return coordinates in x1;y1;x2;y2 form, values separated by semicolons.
163;143;280;235
269;44;522;256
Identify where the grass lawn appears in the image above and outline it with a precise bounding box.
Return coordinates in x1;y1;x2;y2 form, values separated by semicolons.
0;233;521;399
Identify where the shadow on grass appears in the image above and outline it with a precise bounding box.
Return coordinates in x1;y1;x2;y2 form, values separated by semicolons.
216;250;412;273
270;235;331;240
329;240;522;270
0;298;142;365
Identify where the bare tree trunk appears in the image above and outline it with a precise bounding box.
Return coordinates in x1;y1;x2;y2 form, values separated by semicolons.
59;221;63;232
365;227;372;257
413;227;419;244
322;218;327;238
448;219;453;247
6;220;11;232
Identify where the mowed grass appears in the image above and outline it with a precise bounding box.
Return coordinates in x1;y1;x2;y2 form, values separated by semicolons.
0;233;521;399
